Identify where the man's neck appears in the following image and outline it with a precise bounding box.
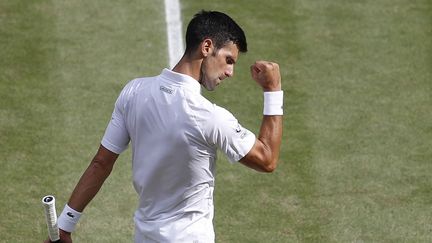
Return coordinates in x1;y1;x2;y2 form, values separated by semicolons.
172;53;203;82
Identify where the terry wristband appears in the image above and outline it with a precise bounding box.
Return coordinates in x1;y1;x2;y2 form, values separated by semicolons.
57;204;82;232
263;91;284;115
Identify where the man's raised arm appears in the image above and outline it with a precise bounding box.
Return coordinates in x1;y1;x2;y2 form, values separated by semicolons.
240;61;283;172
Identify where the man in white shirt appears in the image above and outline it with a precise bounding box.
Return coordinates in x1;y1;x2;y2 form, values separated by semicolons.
47;10;283;243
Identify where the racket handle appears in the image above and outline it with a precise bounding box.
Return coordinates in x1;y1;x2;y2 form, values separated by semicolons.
42;195;60;242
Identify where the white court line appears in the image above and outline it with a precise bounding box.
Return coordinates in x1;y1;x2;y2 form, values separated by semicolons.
164;0;184;69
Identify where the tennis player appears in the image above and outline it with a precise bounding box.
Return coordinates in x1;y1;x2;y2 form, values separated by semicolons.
45;10;283;243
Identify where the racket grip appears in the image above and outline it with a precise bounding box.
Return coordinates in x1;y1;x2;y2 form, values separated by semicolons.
42;195;60;242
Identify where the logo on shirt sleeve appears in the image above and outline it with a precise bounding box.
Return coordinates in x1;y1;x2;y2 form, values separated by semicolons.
235;123;249;139
235;124;242;133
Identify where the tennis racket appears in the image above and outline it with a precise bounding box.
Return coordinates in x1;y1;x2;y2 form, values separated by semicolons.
42;195;61;243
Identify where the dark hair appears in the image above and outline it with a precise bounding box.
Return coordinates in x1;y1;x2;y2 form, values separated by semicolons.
185;10;247;54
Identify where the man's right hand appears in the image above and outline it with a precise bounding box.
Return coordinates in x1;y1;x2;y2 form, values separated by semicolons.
250;61;281;92
43;229;72;243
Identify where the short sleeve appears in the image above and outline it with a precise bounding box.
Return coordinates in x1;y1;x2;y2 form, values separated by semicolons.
204;106;256;163
101;87;130;154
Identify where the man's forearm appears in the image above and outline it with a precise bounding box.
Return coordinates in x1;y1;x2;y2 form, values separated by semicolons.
240;115;283;173
56;145;118;233
257;115;283;166
67;145;118;212
68;158;113;211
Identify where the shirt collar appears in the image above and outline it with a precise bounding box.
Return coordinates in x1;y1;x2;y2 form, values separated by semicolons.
160;68;201;93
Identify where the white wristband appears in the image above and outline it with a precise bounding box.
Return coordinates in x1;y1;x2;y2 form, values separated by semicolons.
263;91;284;115
57;204;82;232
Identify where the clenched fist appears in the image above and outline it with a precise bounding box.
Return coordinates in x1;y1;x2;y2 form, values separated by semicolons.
250;61;281;91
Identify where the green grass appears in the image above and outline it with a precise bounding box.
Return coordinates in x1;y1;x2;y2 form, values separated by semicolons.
1;0;431;242
293;1;432;241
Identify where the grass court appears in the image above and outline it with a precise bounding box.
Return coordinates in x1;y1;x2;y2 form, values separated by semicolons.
0;0;431;242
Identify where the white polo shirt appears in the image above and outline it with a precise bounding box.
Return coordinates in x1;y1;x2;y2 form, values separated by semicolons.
101;69;256;242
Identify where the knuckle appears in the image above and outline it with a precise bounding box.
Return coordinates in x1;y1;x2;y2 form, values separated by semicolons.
266;62;275;68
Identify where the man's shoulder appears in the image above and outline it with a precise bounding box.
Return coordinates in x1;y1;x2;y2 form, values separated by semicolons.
127;75;158;89
120;75;159;96
190;96;235;124
211;104;236;122
186;94;217;113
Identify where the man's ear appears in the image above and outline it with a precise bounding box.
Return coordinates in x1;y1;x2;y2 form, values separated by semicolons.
201;39;214;57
